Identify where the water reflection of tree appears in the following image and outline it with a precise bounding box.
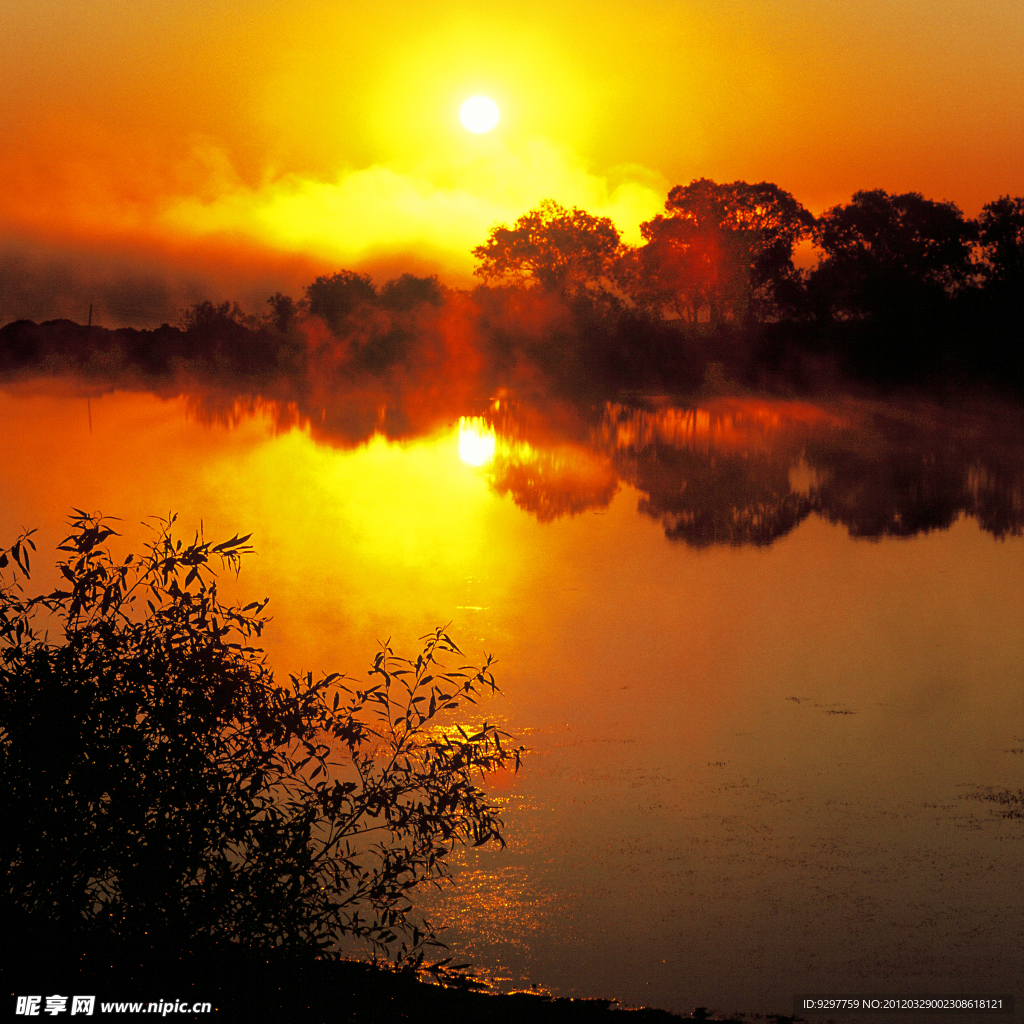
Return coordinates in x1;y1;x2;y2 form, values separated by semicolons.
622;447;812;547
803;409;1024;541
490;453;619;523
618;403;1024;547
965;463;1024;540
185;381;460;451
596;399;825;547
807;442;966;539
584;399;1024;547
159;388;1024;548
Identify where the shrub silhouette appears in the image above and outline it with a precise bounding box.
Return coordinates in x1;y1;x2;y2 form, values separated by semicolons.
0;512;521;964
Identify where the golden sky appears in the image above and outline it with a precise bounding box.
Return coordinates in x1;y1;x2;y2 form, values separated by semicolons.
2;0;1021;324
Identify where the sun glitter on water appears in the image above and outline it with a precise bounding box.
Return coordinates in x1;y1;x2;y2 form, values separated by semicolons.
458;417;497;466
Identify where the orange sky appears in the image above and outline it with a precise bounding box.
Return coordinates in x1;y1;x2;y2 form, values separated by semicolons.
2;0;1021;325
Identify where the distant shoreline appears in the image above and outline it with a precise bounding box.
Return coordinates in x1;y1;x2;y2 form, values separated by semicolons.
2;308;1021;407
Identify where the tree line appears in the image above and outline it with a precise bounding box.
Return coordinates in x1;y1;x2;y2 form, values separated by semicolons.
1;179;1021;396
468;182;1021;392
473;183;1020;326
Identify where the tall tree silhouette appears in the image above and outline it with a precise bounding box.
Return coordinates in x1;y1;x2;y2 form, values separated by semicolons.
976;195;1024;304
630;179;814;324
808;189;976;323
266;292;299;333
472;200;622;299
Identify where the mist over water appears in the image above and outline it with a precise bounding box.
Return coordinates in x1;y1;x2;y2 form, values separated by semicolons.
0;368;1020;1016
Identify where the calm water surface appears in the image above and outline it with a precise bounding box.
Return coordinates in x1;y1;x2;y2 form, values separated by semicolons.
2;380;1021;1016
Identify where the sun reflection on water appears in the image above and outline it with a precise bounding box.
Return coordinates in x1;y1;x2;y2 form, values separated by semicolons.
459;416;497;466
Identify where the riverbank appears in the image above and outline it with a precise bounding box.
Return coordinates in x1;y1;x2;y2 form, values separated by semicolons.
5;944;805;1023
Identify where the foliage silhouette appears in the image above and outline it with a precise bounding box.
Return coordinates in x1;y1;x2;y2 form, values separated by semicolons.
305;270;379;333
473;199;622;298
977;195;1024;290
379;273;445;311
180;299;256;333
974;194;1024;365
2;181;1023;397
0;512;521;963
808;189;976;322
629;179;814;325
266;291;300;334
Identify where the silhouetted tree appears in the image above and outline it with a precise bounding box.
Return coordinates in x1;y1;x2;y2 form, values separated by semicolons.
472;200;622;298
379;274;444;311
976;195;1024;303
266;292;298;333
808;190;976;322
619;217;721;323
176;300;275;372
1;513;521;964
967;194;1024;386
181;300;255;332
630;179;814;324
305;271;378;334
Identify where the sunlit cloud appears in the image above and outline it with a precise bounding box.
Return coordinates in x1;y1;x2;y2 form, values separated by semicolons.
0;128;668;325
157;137;667;279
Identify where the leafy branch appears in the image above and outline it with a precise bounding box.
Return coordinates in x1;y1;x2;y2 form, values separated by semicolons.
0;512;523;965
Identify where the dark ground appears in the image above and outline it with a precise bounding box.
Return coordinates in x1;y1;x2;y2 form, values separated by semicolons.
3;944;806;1023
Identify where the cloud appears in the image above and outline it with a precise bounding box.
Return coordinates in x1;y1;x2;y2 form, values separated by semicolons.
0;133;669;327
158;136;668;276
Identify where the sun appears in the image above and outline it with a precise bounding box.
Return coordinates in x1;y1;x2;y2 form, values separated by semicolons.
459;96;500;134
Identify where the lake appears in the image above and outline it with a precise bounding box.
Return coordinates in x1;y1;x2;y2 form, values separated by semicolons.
1;378;1021;1017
